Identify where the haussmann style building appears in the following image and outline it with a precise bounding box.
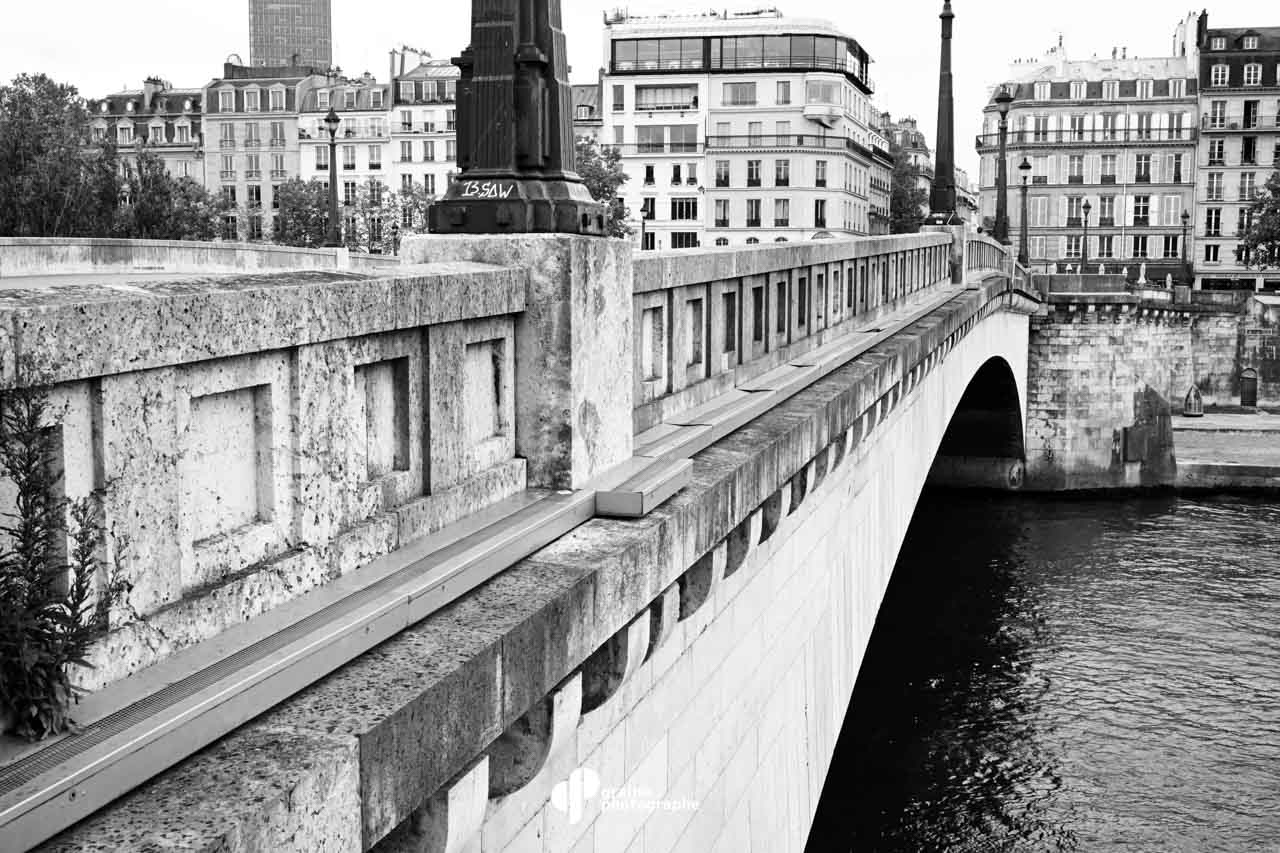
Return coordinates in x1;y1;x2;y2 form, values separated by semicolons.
977;20;1201;283
601;8;891;250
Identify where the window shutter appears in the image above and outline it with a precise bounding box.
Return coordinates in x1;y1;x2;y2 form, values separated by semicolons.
1048;156;1058;183
1059;196;1068;226
1152;156;1162;184
1150;195;1161;223
1060;236;1068;259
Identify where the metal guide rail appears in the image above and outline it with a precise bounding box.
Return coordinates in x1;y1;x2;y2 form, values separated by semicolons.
0;278;977;851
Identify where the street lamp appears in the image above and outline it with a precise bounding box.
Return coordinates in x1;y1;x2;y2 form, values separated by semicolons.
994;85;1013;245
323;107;341;248
1180;207;1191;286
1018;157;1031;267
1082;199;1092;272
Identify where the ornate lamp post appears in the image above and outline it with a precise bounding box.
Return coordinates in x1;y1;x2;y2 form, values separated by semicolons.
1181;207;1191;285
994;85;1013;245
323;107;341;247
1082;198;1092;271
1018;157;1031;267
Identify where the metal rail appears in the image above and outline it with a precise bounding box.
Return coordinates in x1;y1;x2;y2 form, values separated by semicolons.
0;275;984;851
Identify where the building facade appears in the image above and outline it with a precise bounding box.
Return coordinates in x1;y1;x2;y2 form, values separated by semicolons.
249;0;333;69
977;40;1199;281
881;113;934;206
601;9;888;250
203;63;329;239
388;56;459;209
1194;16;1280;290
88;78;206;184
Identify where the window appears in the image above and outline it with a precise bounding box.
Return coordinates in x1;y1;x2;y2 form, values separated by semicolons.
220;155;235;179
1135;112;1153;140
1135;154;1151;182
643;164;655;186
686;162;697;186
369;145;382;169
775;159;790;186
1070;80;1086;99
1030;236;1048;259
1033;115;1049;142
774;120;790;141
244;90;260;112
1098;235;1115;259
245;154;261;178
816;160;827;188
1245;36;1259;50
636;85;697;110
1067;196;1083;225
774;198;790;227
369;182;383;206
244;122;260;144
669;125;697;153
1163;235;1180;259
221;186;236;205
1244;101;1260;129
247;185;262;209
1101;154;1117;182
747;160;761;187
747;121;763;145
1101;113;1118;141
1241;173;1257;199
716;238;730;247
1137;79;1153;99
1243;136;1258;165
1068;155;1084;182
714;198;730;228
1239;208;1255;235
424;174;435;195
371;90;384;109
671;164;683;185
1211;65;1229;87
1208;172;1224;201
1170;153;1184;183
1133;195;1150;226
400;141;413;162
315;145;329;169
715;160;730;187
671;198;698;220
401;174;413;191
424;141;435;161
1069;114;1086;141
1066;235;1082;259
1211;37;1226;51
343;90;356;110
806;80;839;105
1209;100;1227;128
270;120;285;144
1102;80;1119;100
1205;244;1220;262
777;81;791;105
1161;195;1181;226
1029;196;1048;226
219;90;234;111
640;197;655;220
775;282;787;333
671;232;699;250
1170;79;1186;98
270;89;285;111
612;85;624;111
613;126;623;145
814;199;827;228
746;198;761;227
1246;64;1262;86
399;81;414;102
1206;208;1222;237
118;125;134;144
1209;139;1225;165
723;82;757;106
1034;81;1050;100
1099;195;1116;224
1132;235;1149;258
317;90;330;109
343;145;356;170
637;126;664;153
343;181;357;206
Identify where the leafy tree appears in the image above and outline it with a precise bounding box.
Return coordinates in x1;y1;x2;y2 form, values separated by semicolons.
575;138;632;238
1240;171;1280;268
0;74;120;237
168;177;226;242
889;142;929;235
397;182;436;235
340;179;399;254
273;178;330;247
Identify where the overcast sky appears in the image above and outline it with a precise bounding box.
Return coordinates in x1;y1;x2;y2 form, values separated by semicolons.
0;2;1270;176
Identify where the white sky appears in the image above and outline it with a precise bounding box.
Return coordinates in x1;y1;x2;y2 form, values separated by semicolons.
0;1;1271;176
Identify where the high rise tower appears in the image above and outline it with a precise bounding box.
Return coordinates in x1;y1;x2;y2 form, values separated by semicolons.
249;0;333;69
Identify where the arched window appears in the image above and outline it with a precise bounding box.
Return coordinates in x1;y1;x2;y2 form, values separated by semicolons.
746;237;760;244
774;237;788;242
715;237;729;246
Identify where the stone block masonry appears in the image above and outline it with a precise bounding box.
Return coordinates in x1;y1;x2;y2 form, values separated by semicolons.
38;275;1035;852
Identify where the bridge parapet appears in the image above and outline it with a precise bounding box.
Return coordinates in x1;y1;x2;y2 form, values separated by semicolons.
0;237;399;279
629;234;956;432
0;263;532;690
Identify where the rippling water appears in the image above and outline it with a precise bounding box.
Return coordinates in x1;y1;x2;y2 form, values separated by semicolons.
808;493;1280;852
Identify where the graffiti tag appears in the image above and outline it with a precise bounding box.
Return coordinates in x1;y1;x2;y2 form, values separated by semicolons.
461;181;516;200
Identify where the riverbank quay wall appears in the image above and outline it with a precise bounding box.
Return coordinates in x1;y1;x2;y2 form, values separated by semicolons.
13;232;1037;852
1023;285;1279;490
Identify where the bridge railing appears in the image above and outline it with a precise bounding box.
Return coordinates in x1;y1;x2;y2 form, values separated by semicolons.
965;232;1013;280
630;233;954;432
0;237;400;278
0;262;527;691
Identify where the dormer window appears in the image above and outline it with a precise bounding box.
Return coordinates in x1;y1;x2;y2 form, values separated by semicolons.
1137;79;1153;99
317;90;330;109
1170;79;1186;98
125;101;135;112
100;102;109;114
219;90;234;111
1034;81;1050;100
371;90;384;109
344;90;356;109
576;104;591;119
244;90;260;112
399;81;414;101
270;89;285;111
184;98;193;111
1102;79;1119;99
1211;37;1226;50
1069;80;1085;99
1244;36;1259;50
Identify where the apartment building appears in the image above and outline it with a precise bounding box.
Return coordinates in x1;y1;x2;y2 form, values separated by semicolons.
602;8;888;249
389;57;458;207
204;62;329;239
88;78;206;184
977;28;1200;280
249;0;332;69
1194;15;1280;290
881;113;934;200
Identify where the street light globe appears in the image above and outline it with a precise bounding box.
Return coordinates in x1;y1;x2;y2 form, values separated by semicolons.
994;85;1013;116
323;107;341;140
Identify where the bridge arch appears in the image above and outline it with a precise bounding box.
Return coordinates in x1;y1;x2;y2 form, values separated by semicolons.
928;355;1028;490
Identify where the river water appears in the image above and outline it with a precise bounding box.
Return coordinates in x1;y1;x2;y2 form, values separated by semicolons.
807;492;1280;852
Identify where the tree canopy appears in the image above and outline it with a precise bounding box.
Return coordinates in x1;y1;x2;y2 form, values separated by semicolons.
888;142;929;235
1240;171;1280;268
575;138;633;238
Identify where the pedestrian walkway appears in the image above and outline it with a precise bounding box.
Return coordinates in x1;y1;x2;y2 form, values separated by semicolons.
1173;410;1280;489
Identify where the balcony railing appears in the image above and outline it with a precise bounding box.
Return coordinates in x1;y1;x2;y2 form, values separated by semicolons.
707;134;869;152
774;219;789;227
1098;217;1116;227
245;169;262;179
1067;217;1083;228
244;139;262;148
270;169;288;178
975;127;1195;148
219;170;236;180
714;218;729;228
219;139;236;149
1100;175;1117;184
269;138;286;148
1068;175;1084;184
746;218;761;227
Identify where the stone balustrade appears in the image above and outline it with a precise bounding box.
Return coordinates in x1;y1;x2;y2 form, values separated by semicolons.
0;263;530;690
629;235;955;432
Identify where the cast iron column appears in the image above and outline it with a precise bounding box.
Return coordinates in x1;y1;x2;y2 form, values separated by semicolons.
1019;167;1030;266
429;0;605;235
995;110;1010;244
928;1;957;222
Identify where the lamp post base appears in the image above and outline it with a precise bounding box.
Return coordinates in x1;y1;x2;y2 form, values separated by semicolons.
429;175;607;236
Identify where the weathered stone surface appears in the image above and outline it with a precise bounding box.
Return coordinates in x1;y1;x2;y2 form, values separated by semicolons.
403;235;632;489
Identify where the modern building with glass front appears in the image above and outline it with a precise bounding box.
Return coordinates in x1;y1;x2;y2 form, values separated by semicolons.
249;0;333;69
601;9;890;249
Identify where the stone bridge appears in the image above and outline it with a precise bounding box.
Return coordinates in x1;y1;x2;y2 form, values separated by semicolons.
0;231;1038;853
